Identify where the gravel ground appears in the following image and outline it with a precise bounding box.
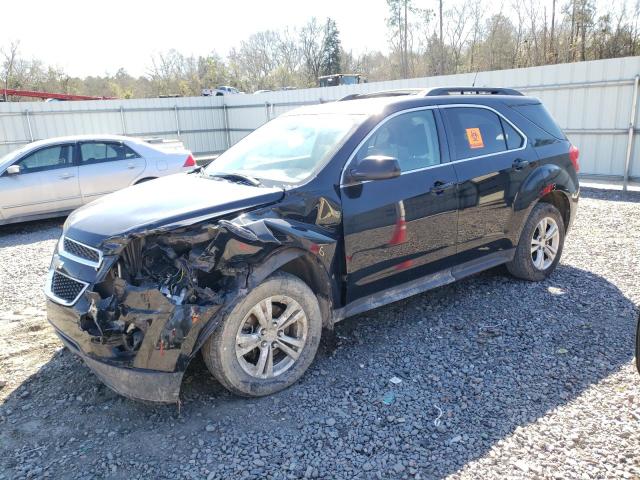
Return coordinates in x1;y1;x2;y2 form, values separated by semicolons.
0;189;639;480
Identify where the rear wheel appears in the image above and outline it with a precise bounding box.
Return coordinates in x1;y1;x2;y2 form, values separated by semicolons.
202;272;322;397
507;203;565;281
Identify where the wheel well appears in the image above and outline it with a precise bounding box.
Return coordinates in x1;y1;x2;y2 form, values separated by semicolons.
134;177;157;185
277;254;333;329
539;191;570;231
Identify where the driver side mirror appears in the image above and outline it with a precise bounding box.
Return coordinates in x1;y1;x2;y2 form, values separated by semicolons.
6;165;20;175
347;155;401;183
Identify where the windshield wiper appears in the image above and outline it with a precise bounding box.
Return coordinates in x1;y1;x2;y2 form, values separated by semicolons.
204;172;262;186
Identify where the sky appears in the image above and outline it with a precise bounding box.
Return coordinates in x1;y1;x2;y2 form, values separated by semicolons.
0;0;621;78
0;0;390;78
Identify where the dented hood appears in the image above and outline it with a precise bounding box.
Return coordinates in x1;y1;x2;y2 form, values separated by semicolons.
65;173;284;247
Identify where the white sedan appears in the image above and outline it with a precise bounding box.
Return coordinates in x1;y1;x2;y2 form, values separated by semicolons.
0;134;196;225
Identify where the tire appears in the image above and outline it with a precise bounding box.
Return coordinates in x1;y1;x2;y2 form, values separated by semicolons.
506;202;565;281
202;272;322;397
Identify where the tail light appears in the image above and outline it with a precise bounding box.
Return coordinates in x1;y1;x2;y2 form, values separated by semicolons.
183;154;196;168
569;145;580;172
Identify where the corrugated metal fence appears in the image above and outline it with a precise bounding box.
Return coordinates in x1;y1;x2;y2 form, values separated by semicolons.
1;56;639;182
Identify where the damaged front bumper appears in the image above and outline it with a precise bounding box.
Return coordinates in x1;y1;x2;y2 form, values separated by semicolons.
50;306;184;403
45;239;227;403
46;288;222;403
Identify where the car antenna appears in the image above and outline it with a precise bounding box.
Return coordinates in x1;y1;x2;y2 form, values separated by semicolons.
472;70;479;87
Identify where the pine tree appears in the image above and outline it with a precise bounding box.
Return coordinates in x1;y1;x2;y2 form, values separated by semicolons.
321;18;342;76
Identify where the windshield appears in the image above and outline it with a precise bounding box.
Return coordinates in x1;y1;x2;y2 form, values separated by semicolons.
204;114;362;185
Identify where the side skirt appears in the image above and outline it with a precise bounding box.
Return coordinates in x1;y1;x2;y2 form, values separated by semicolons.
332;249;515;323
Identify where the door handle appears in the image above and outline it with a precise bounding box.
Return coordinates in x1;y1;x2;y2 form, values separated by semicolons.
430;180;456;194
127;163;136;169
59;173;74;179
512;158;530;170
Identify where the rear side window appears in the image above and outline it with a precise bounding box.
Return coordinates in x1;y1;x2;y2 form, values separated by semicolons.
443;107;523;160
510;103;566;140
80;142;139;165
502;120;524;149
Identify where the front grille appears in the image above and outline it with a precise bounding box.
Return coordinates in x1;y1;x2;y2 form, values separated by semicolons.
62;237;101;266
49;271;87;305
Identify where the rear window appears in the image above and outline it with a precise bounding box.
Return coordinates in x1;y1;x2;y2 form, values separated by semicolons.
511;103;566;140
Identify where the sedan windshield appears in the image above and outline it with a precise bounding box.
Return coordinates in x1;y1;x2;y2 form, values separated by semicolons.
204;114;363;185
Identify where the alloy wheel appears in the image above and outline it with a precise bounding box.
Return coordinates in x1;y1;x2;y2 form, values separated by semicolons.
530;216;560;270
235;295;308;379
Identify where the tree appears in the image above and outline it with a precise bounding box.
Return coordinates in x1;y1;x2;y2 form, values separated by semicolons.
1;40;20;101
300;18;326;84
321;18;342;76
386;0;413;77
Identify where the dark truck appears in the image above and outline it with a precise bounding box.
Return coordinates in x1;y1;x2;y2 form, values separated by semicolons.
45;87;579;403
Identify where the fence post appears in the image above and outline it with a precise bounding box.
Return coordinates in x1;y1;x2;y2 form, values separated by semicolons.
120;105;127;135
174;105;181;137
24;109;34;141
223;103;231;149
623;74;639;191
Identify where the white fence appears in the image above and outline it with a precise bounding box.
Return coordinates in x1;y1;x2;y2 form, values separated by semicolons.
1;56;640;182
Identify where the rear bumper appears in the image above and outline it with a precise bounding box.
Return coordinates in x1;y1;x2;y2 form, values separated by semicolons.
54;327;183;403
567;187;579;232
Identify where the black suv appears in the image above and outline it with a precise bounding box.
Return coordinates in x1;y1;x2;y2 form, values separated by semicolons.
45;87;579;402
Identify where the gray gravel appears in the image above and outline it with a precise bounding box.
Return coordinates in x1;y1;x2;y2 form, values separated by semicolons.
0;188;639;480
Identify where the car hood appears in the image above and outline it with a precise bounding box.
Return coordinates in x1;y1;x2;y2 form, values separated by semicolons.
64;173;284;247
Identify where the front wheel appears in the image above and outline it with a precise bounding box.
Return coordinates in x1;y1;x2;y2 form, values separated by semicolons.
202;272;322;397
507;202;565;281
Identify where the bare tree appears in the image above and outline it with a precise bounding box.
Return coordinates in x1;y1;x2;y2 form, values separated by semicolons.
386;0;418;77
1;40;20;101
300;18;326;85
444;4;472;73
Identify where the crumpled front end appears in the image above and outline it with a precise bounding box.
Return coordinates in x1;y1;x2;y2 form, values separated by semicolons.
45;224;245;403
44;207;337;403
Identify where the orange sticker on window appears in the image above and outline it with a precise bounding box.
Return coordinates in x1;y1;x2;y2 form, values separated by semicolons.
465;128;484;149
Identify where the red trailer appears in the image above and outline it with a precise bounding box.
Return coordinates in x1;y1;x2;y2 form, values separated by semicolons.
0;89;114;101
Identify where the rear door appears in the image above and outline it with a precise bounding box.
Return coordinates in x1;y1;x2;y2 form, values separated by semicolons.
341;107;459;302
441;105;535;262
77;141;145;202
0;143;80;221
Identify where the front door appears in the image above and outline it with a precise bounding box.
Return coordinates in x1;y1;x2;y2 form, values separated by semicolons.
440;105;536;262
341;108;459;302
0;143;80;221
78;141;145;203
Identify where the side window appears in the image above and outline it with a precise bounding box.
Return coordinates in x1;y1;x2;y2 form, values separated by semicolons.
15;145;73;174
80;142;138;165
443;107;522;160
355;109;441;172
501;118;524;149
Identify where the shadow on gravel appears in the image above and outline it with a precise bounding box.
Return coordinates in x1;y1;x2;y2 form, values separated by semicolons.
580;187;640;203
1;263;636;478
0;218;63;245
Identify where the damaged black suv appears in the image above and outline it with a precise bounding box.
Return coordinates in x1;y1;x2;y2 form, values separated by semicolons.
45;87;579;403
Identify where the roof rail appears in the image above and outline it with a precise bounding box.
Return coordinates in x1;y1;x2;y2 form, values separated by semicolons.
338;89;427;101
338;86;524;102
424;87;524;96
